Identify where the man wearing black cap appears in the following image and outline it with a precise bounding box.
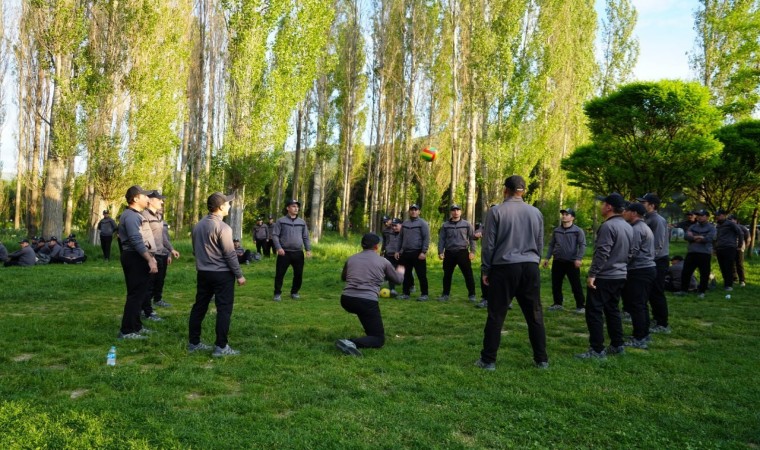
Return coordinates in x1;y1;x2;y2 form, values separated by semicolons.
680;209;716;298
437;204;477;302
395;204;430;300
380;215;393;256
117;185;159;340
543;208;586;313
621;202;657;349
4;239;36;267
576;193;632;359
189;192;246;356
714;208;744;291
476;175;548;370
97;210;118;261
637;193;671;333
335;233;406;356
60;238;86;263
142;191;180;315
675;211;697;237
272;199;312;301
44;237;64;263
252;217;269;257
383;218;403;296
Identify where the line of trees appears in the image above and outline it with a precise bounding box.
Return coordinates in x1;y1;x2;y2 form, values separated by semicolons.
0;0;757;245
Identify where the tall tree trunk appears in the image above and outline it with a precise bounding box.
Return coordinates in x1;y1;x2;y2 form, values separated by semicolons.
175;120;190;235
293;105;303;200
466;109;478;222
229;185;245;240
63;155;75;236
311;159;324;242
449;0;461;205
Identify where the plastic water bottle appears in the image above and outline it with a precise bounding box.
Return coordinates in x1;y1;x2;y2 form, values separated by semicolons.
107;346;116;366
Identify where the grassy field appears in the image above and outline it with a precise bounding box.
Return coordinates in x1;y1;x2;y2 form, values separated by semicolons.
1;233;758;449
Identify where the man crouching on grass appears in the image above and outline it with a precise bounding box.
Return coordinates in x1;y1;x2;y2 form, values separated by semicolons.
335;233;405;357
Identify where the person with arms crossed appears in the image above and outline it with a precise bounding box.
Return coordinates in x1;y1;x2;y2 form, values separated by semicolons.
188;192;246;356
335;233;406;357
476;175;548;370
679;209;716;298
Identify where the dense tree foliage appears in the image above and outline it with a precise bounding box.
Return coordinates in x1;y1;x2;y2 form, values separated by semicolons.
561;81;723;199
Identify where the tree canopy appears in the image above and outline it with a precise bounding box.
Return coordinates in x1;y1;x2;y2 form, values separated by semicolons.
561;80;723;200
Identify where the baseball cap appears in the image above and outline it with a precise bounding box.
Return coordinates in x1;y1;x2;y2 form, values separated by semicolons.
125;185;153;203
595;193;626;209
103;210;110;214
450;204;461;211
727;214;737;220
18;239;29;244
714;208;728;216
285;199;301;207
233;238;240;242
409;204;420;210
391;218;402;225
624;202;647;216
381;215;390;221
207;192;235;210
560;208;576;217
686;210;696;215
361;233;381;249
504;175;526;191
148;191;166;200
694;209;709;216
636;193;661;205
49;236;59;242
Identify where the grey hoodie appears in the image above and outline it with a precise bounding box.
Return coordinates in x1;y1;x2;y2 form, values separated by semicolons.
685;222;716;255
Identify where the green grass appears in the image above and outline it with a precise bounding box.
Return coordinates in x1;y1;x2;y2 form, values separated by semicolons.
1;234;759;448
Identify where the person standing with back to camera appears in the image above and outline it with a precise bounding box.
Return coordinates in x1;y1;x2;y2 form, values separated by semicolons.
475;175;548;370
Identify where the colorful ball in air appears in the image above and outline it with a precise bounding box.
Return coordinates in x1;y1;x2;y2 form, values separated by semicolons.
379;288;391;298
420;147;437;162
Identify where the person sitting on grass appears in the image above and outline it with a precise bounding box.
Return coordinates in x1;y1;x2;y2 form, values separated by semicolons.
0;239;8;263
4;239;36;267
233;239;254;264
335;233;405;357
59;238;87;264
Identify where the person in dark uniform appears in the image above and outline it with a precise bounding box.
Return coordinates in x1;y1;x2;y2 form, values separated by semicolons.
188;192;246;356
233;239;253;264
576;193;632;359
476;175;548;370
637;193;671;334
380;215;392;254
714;208;744;291
543;208;586;313
97;210;118;261
142;191;180;314
45;237;64;263
680;209;716;298
117;185;158;340
437;204;477;302
59;239;87;263
335;233;406;356
272;199;312;301
383;218;403;296
621;202;657;349
394;204;430;300
4;239;36;267
729;214;750;287
253;218;269;256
